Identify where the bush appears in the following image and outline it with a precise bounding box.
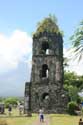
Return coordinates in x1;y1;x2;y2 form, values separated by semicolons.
77;97;81;104
67;101;78;115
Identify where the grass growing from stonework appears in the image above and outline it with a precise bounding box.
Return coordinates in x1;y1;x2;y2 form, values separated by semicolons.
50;114;81;125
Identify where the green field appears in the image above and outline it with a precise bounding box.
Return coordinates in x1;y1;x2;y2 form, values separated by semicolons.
50;114;81;125
0;114;81;125
0;108;37;125
0;109;82;125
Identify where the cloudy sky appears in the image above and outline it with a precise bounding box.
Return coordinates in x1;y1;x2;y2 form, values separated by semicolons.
0;0;83;96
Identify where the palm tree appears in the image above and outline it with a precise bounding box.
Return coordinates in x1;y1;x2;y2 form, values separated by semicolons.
70;20;83;61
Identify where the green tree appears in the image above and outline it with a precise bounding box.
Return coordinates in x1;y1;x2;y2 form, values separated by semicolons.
70;20;83;61
68;85;79;101
64;71;83;87
64;71;83;102
4;97;18;108
0;97;4;102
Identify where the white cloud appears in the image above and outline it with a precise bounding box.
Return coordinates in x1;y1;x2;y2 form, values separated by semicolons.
1;30;83;76
64;48;83;75
0;30;32;73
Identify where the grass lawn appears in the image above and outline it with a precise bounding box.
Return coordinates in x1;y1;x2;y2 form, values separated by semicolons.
0;109;82;125
50;114;81;125
0;117;36;125
0;108;37;125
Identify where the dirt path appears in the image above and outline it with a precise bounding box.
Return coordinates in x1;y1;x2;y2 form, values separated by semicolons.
31;115;50;125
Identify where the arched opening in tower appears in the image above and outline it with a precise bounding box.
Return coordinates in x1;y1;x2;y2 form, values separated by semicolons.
42;64;49;78
42;42;49;54
42;93;49;101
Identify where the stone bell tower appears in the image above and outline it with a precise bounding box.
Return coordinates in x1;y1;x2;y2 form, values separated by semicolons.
24;17;67;113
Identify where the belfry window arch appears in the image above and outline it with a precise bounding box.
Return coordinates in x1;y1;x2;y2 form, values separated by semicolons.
40;41;50;54
41;64;49;78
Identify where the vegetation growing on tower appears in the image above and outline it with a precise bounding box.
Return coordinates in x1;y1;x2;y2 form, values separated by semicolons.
33;15;62;37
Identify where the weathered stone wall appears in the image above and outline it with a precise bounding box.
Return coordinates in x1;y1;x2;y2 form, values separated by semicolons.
33;33;63;57
31;83;67;113
24;31;67;113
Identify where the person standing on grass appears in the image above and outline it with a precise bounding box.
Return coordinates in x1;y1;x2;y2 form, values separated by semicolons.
18;103;24;115
8;104;12;116
39;108;44;122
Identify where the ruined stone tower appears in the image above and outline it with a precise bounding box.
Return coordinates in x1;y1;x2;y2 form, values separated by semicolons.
24;17;67;113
